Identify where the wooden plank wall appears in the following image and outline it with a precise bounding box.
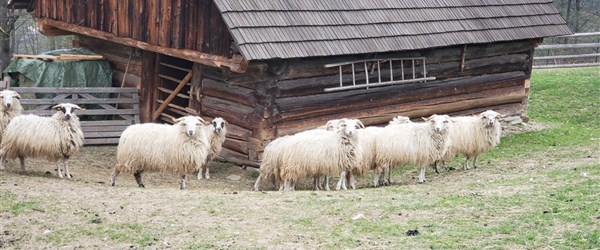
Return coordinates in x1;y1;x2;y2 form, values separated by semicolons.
262;40;532;162
266;40;535;138
34;0;231;57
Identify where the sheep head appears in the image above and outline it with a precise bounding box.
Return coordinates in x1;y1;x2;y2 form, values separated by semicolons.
337;118;364;137
480;110;501;127
389;115;412;125
0;90;21;109
211;117;227;135
423;114;450;134
174;116;206;137
53;103;83;121
324;119;342;131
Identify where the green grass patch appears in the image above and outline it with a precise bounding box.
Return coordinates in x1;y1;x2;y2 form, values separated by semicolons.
486;67;600;160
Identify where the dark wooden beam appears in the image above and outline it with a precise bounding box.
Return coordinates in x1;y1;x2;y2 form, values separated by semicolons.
35;17;248;73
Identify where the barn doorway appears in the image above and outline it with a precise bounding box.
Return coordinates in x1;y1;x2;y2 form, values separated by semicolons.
152;54;195;123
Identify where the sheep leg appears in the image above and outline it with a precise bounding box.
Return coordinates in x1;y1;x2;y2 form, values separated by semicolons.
418;166;426;183
55;161;63;178
323;176;330;191
62;158;72;179
335;171;347;191
283;179;293;192
473;156;479;169
387;165;393;185
347;172;356;190
197;168;203;180
463;156;470;170
134;171;145;188
205;167;210;179
0;156;5;170
110;169;120;186
433;160;440;175
313;176;320;190
373;170;380;187
19;156;26;171
180;175;186;190
442;160;448;172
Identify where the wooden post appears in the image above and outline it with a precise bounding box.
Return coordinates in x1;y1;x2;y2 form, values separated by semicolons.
140;51;157;123
188;63;203;115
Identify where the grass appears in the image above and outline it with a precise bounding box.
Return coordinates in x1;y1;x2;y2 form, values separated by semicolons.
486;67;600;159
0;68;598;249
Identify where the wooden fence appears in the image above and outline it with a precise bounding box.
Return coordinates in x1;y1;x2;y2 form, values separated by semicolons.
534;32;600;69
9;87;140;145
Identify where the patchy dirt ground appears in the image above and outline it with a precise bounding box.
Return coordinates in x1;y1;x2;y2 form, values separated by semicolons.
0;124;598;248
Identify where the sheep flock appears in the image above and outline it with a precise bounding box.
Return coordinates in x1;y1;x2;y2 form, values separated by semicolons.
0;89;505;191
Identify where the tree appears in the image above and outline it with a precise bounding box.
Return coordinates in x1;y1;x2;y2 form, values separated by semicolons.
0;0;19;74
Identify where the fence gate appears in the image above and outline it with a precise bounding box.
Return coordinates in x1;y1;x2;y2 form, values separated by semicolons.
10;87;140;145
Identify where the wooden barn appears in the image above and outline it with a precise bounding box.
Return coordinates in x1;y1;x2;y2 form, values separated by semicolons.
9;0;571;166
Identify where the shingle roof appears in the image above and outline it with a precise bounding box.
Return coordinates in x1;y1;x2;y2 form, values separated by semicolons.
213;0;572;60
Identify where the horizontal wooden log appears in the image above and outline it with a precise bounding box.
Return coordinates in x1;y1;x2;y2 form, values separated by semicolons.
83;131;123;138
81;125;129;132
223;137;249;155
36;18;248;73
10;87;138;94
274;84;525;136
533;63;600;69
537;43;600;50
23;109;138;116
81;120;134;126
533;53;600;60
223;122;252;141
216;154;259;168
200;96;257;128
275;71;526;122
112;71;141;88
20;98;137;105
85;138;120;144
202;78;256;107
276;53;529;98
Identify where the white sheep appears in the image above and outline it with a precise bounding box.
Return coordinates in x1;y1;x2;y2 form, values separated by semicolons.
255;119;344;192
278;118;363;191
374;114;452;184
0;103;84;178
198;117;227;180
0;90;23;143
346;115;414;189
435;110;502;173
109;116;211;189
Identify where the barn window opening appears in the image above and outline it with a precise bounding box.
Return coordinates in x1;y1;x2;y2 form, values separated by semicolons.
323;57;436;92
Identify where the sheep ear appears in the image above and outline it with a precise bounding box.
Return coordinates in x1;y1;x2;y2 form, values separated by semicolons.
196;116;207;124
14;93;21;99
53;104;62;110
73;105;84;110
421;117;429;122
356;120;365;128
172;117;184;123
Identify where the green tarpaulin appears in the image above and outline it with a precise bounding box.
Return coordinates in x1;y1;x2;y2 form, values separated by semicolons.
3;48;112;90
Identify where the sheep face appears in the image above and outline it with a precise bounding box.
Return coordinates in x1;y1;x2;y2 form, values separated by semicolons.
176;116;206;137
53;103;83;121
0;90;20;109
324;119;342;131
424;114;450;134
211;117;227;134
480;110;501;127
338;119;364;137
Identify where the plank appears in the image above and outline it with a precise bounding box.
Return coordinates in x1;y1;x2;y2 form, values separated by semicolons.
23;109;139;116
37;18;248;73
84;131;124;138
153;71;193;121
20;98;138;105
11;87;138;94
85;138;120;145
81;120;133;126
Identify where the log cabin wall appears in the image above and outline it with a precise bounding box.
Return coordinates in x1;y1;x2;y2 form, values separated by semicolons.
34;0;231;57
202;39;535;165
266;39;536;138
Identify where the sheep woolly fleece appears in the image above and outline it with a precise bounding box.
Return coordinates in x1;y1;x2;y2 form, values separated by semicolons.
113;118;210;176
0;107;84;162
374;115;451;182
442;110;502;166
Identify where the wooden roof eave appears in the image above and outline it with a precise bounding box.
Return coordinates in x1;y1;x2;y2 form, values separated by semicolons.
35;17;248;73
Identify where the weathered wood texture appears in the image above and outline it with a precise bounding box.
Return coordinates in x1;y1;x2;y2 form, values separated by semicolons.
34;0;231;57
9;87;140;145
